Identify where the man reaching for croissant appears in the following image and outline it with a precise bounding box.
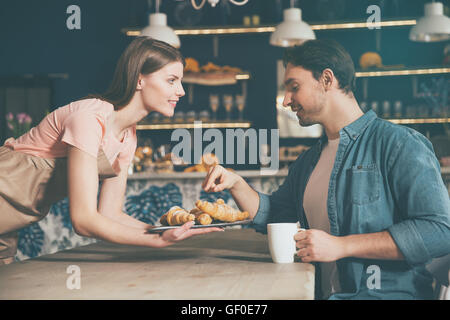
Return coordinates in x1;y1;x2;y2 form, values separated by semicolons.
201;40;450;300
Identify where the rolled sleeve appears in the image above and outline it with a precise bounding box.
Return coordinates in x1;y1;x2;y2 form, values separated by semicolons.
388;131;450;266
250;163;301;233
251;192;271;234
388;220;431;266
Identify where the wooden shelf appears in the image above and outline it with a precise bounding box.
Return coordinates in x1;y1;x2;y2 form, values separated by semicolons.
136;121;252;130
356;66;450;78
122;18;417;36
183;72;250;86
385;117;450;124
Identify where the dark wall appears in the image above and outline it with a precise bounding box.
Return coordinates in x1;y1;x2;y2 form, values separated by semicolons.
0;0;448;144
0;0;133;108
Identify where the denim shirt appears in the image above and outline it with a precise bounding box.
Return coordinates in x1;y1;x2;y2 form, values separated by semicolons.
252;110;450;299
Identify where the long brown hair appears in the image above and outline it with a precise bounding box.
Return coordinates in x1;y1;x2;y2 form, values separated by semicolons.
92;37;185;109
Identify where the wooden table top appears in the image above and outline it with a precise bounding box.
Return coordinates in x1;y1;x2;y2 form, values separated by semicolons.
0;228;315;300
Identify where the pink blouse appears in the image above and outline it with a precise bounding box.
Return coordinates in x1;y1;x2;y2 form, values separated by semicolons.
5;98;137;173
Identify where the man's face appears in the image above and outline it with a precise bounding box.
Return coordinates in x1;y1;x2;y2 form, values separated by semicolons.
282;63;327;127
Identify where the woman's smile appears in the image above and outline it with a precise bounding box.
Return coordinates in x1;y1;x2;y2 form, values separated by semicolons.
168;100;178;108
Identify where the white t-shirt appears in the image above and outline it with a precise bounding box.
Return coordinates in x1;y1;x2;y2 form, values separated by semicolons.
303;137;342;299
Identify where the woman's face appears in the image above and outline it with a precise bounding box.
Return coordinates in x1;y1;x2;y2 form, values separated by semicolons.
138;61;185;117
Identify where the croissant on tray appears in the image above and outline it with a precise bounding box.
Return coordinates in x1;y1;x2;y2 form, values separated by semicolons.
160;206;195;226
189;208;213;225
195;199;249;223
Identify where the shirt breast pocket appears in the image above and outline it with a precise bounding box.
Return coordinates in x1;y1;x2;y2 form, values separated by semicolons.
347;163;380;205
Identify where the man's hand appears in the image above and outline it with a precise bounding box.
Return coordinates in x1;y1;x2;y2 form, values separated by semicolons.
202;165;243;193
201;165;260;220
294;229;345;263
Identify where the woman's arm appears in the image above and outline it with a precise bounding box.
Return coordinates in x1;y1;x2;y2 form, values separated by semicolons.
67;146;222;248
97;163;149;230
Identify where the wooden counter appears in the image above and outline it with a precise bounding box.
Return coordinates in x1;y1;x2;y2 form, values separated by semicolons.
0;229;315;300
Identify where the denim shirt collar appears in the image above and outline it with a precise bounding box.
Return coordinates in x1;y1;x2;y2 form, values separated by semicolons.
341;110;377;141
317;110;378;150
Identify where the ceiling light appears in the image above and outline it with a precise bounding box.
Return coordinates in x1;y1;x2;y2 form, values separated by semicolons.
270;7;316;47
141;0;180;48
410;2;450;42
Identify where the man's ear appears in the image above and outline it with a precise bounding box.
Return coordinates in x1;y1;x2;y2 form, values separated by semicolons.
321;68;335;91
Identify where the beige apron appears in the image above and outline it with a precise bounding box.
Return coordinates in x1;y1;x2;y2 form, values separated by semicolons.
0;145;118;264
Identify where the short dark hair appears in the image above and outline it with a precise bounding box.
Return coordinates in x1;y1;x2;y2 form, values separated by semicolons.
283;39;356;95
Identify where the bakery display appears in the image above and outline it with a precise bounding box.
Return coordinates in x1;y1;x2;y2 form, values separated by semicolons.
160;206;195;226
159;198;249;226
359;52;383;69
183;57;248;86
183;153;219;172
195;198;249;222
189;208;213;225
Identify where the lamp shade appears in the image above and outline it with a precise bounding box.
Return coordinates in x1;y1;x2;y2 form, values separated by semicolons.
141;13;181;48
270;8;316;47
409;2;450;42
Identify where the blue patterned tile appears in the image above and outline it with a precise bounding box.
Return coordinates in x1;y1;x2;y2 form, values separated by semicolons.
125;183;183;224
199;189;231;203
50;198;72;229
17;223;45;259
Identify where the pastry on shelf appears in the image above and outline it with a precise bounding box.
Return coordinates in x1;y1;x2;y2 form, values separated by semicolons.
160;206;195;226
221;65;243;73
183;153;219;172
183;164;208;172
133;146;154;172
195;198;249;222
359;52;383;69
184;57;200;73
183;59;248;86
359;52;405;70
200;62;222;73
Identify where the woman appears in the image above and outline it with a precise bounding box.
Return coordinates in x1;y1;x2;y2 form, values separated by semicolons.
0;37;222;265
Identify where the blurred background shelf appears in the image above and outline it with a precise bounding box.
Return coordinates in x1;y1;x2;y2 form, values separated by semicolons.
182;72;251;85
122;18;418;36
136;121;252;130
356;66;450;77
386;117;450;124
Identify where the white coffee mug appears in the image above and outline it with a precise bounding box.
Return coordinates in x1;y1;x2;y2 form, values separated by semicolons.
267;222;302;263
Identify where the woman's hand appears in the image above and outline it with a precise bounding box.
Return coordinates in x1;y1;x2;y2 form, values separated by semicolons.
158;221;223;247
202;165;243;193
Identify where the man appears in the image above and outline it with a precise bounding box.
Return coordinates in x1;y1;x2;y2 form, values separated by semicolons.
201;39;450;299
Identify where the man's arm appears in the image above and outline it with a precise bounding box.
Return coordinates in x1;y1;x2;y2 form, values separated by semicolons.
202;165;300;231
294;229;403;263
202;165;260;218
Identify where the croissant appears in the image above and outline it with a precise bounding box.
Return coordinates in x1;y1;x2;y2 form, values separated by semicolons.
195;199;249;222
190;208;213;225
160;206;195;226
